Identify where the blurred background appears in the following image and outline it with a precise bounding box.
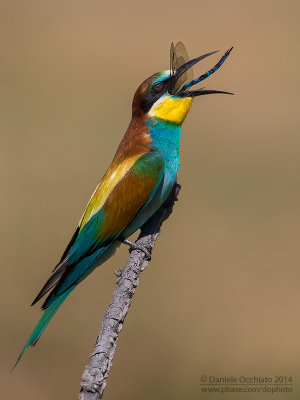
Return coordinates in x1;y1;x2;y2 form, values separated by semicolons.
1;1;300;399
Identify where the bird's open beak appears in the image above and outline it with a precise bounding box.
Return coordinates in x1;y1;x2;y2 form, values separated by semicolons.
168;47;234;97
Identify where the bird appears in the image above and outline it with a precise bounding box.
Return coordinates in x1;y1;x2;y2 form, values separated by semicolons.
15;42;233;367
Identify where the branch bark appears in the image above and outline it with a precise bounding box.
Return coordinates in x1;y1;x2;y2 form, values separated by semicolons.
78;183;181;400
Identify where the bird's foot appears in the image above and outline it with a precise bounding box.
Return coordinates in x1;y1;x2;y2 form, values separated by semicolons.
121;239;151;260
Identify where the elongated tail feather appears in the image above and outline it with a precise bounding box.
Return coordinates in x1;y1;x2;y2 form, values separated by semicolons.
13;286;75;370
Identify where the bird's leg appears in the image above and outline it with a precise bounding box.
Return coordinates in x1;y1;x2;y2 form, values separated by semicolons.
121;238;151;260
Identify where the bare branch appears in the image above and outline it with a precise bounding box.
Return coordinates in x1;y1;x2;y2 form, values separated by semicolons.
78;183;181;400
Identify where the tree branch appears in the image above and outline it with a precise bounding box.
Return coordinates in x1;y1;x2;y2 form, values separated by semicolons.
78;183;181;400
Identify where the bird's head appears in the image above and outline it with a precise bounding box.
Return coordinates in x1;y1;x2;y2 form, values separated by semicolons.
132;43;233;125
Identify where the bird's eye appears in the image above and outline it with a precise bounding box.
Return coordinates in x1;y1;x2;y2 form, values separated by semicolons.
153;82;165;92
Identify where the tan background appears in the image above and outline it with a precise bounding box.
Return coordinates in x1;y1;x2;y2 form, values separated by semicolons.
1;1;300;399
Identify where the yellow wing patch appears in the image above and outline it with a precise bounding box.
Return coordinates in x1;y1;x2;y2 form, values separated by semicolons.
79;154;143;228
149;95;193;125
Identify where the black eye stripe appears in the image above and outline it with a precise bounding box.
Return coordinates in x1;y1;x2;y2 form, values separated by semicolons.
152;82;165;92
140;81;167;113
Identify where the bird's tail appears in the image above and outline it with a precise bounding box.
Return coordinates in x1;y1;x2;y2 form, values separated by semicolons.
13;286;74;370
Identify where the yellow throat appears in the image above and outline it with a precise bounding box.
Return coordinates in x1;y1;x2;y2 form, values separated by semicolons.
149;95;193;125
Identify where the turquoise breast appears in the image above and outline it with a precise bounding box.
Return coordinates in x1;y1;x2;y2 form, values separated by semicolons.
122;117;181;238
147;117;181;182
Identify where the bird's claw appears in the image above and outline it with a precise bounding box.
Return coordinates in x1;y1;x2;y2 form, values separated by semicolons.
121;239;151;260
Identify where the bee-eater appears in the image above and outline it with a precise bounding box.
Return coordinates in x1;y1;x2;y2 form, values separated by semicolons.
15;43;233;366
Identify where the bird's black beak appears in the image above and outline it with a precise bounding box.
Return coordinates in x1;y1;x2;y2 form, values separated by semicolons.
168;47;234;97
